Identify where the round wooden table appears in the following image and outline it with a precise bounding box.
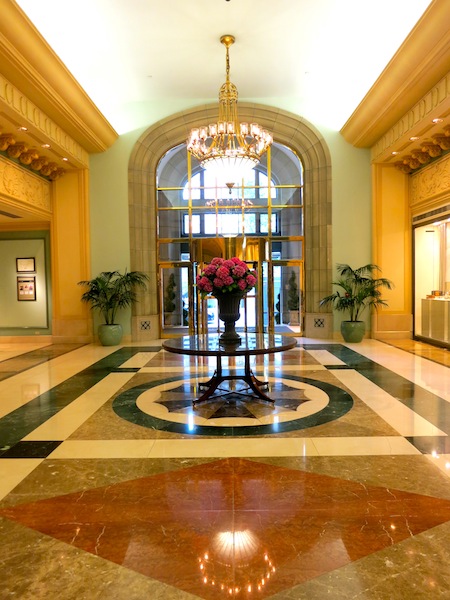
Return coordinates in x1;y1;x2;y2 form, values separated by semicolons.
162;333;297;405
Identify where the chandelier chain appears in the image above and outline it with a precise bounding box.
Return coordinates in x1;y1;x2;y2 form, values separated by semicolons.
186;34;272;185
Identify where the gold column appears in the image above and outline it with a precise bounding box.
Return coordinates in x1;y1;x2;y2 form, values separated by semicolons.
51;169;92;341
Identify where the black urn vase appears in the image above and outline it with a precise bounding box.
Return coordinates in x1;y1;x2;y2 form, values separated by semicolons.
216;292;245;344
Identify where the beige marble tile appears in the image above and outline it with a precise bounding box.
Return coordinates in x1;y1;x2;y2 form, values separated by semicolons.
0;459;43;500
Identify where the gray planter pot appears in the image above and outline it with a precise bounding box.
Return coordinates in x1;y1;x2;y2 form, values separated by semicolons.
341;320;365;343
98;324;123;346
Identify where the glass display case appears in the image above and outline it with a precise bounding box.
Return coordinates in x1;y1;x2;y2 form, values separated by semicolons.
414;218;450;345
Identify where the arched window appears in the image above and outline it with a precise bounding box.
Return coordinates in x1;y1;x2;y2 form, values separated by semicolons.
156;141;305;334
181;168;279;237
157;141;303;248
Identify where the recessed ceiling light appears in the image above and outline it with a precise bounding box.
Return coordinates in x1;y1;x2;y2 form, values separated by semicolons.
62;157;69;162
409;136;420;141
41;143;51;149
432;118;444;123
391;151;399;155
17;126;28;131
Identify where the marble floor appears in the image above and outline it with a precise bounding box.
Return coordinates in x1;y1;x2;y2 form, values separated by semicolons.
1;337;450;599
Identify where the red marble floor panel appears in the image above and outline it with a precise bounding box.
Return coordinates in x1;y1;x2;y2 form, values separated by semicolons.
1;458;450;598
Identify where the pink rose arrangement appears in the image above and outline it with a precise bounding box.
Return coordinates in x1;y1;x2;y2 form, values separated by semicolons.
196;257;257;296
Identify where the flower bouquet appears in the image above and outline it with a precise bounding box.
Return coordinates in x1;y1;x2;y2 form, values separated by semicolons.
196;257;257;343
196;257;257;297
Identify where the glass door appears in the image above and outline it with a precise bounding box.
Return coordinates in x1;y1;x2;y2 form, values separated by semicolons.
270;260;304;334
160;263;194;337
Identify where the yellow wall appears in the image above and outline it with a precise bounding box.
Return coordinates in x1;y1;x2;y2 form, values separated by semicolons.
372;164;412;338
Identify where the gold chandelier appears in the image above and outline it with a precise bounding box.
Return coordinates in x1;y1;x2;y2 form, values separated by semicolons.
187;35;272;185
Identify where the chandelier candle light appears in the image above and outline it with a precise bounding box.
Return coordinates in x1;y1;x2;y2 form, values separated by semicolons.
187;35;272;187
196;257;257;343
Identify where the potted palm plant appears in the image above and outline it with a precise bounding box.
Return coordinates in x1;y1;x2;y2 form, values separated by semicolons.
78;270;148;345
319;263;393;342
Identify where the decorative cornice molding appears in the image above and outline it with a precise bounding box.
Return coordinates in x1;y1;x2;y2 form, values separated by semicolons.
0;0;118;153
372;74;450;167
341;0;450;148
410;153;450;209
0;155;51;216
0;74;89;172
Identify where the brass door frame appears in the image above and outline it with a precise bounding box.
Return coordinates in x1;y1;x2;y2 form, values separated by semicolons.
158;251;304;337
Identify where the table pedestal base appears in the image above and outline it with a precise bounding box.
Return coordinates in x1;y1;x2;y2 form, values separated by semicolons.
195;354;273;405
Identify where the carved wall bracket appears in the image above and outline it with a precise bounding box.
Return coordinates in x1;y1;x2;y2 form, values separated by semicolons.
0;133;65;180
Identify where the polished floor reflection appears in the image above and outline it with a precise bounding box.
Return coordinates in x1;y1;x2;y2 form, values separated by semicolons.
1;338;450;599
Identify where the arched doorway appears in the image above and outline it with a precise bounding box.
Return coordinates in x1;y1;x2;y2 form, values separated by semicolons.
128;104;332;341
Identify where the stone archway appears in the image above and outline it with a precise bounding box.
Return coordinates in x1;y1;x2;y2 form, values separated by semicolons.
128;103;332;340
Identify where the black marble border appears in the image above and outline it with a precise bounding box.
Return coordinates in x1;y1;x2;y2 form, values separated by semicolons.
112;374;354;436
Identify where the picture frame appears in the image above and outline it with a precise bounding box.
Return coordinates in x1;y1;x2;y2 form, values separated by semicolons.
16;257;36;273
17;276;36;301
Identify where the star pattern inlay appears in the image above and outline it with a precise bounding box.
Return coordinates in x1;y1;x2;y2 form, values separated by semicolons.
156;383;311;420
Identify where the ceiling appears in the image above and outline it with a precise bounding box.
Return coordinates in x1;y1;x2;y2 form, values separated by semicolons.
1;0;448;225
14;0;433;133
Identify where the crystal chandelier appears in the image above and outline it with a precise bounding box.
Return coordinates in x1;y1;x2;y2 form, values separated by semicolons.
187;35;272;186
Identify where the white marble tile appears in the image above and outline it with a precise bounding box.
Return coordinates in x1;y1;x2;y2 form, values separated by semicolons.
311;436;421;456
120;352;159;368
23;373;135;441
332;369;446;437
0;344;119;418
140;365;210;373
0;342;50;362
49;440;156;459
346;339;450;401
256;364;327;372
148;437;319;458
306;349;346;366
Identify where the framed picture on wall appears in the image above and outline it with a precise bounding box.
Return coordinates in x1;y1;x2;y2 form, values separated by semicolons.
16;257;36;273
17;276;36;301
